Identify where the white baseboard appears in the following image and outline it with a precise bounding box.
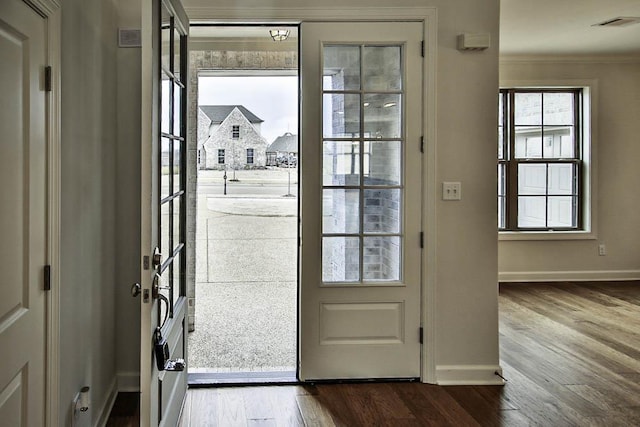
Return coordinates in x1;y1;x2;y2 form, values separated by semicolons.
117;371;140;392
96;379;118;427
499;270;640;283
436;365;505;385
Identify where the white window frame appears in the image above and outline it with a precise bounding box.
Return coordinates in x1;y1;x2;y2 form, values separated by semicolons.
499;80;598;241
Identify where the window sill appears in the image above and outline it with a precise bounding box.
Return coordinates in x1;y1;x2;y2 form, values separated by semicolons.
499;230;596;241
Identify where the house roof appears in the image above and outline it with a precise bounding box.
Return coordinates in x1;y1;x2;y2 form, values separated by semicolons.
268;132;298;153
199;105;264;124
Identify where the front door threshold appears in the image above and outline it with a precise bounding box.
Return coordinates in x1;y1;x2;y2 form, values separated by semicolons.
188;370;298;387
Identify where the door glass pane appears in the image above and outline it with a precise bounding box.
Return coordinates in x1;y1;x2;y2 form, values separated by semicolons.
173;140;182;192
161;138;171;198
518;196;546;228
323;189;359;234
518;164;546;195
514;93;542;126
363;236;400;281
363;93;401;138
172;196;181;253
160;5;171;72
363;189;400;233
323;93;360;138
323;141;360;186
363;46;401;91
161;75;171;135
323;45;360;91
364;140;401;185
173;29;182;80
160;201;171;266
322;237;360;282
173;83;182;136
543;93;574;125
172;251;183;304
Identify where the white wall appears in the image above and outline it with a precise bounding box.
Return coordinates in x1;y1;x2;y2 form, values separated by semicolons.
184;0;502;383
60;0;119;424
499;59;640;281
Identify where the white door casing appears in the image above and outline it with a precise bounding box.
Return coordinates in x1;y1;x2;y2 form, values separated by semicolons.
0;0;48;425
300;21;424;380
141;0;189;425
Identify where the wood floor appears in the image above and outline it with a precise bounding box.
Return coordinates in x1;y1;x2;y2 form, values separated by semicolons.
110;281;640;426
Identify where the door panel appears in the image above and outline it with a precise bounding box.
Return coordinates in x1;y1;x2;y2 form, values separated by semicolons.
300;22;423;380
141;0;189;425
0;0;47;424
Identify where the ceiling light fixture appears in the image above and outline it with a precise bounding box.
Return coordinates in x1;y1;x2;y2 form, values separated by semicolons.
383;102;397;108
269;29;290;41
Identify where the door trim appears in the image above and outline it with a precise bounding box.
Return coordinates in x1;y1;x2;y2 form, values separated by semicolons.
186;6;438;384
22;0;63;425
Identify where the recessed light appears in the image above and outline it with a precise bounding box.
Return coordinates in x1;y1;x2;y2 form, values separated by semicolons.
383;102;397;108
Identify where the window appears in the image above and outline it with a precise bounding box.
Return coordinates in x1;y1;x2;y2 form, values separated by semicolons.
218;149;225;164
499;89;583;231
246;148;254;164
232;125;240;139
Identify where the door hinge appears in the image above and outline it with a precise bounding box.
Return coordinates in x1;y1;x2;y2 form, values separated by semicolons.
45;66;52;92
44;265;51;291
420;232;424;249
419;327;424;344
421;40;425;57
420;136;424;153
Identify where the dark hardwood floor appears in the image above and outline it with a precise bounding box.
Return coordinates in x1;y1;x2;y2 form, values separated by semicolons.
109;281;640;426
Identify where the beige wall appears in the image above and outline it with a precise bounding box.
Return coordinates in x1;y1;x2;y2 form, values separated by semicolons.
499;59;640;281
60;0;119;424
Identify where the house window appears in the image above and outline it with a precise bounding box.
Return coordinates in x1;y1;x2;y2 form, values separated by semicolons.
232;125;240;139
499;89;583;231
246;148;254;164
218;149;225;164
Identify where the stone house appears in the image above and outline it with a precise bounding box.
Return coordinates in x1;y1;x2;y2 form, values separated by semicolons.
266;131;298;166
198;105;268;170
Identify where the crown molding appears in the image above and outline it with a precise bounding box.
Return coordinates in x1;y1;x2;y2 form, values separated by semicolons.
500;54;640;64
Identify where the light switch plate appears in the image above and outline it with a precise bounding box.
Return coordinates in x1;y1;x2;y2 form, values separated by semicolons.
442;182;462;200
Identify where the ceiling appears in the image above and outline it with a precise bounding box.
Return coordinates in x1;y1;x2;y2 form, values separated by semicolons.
188;2;640;57
500;0;640;56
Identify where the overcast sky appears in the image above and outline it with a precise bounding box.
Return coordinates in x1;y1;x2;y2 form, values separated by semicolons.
199;76;298;143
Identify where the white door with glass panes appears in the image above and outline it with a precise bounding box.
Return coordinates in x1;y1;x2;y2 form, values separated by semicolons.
300;22;423;380
139;0;189;425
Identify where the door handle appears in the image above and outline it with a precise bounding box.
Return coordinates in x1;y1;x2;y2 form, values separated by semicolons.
131;283;141;297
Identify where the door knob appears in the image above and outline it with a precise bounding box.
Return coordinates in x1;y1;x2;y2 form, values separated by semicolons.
131;283;142;297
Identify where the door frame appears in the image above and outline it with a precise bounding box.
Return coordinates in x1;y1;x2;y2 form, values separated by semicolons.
187;6;438;383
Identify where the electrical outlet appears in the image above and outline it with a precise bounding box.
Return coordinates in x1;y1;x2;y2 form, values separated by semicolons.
598;244;606;256
442;182;462;201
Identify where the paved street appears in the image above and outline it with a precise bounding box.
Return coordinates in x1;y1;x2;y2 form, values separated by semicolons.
188;168;298;373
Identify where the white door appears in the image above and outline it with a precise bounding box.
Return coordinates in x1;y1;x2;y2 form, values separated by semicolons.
140;0;189;425
300;22;423;380
0;0;48;424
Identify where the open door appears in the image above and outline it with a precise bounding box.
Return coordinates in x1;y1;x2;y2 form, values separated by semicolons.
300;22;424;380
140;0;189;425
